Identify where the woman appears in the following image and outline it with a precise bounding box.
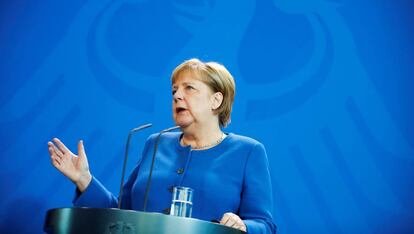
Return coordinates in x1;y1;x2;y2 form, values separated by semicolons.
48;58;276;233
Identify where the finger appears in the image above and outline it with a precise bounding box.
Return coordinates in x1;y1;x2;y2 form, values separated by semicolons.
53;138;71;154
234;219;244;227
52;157;61;166
220;213;231;225
233;223;242;229
47;142;56;157
220;212;233;226
221;213;245;231
224;217;236;227
48;142;63;159
234;223;246;232
78;140;86;159
50;143;64;159
51;155;62;166
49;141;63;158
51;158;60;168
224;213;244;228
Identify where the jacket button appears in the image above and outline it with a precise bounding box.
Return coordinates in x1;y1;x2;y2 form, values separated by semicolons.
176;168;184;174
163;208;171;214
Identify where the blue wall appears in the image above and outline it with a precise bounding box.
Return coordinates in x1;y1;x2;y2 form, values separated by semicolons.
1;0;413;233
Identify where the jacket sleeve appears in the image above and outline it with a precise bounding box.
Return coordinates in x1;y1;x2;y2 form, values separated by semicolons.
72;163;141;209
72;136;152;209
239;143;277;234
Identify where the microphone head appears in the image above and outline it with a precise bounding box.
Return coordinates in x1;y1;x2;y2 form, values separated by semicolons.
130;123;153;134
160;126;181;133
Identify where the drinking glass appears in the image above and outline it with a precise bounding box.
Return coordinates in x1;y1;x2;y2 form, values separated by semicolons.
170;186;193;218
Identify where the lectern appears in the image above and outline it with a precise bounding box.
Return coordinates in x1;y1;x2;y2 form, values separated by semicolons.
44;208;245;233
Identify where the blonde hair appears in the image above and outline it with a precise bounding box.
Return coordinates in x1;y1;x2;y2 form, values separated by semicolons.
171;58;236;127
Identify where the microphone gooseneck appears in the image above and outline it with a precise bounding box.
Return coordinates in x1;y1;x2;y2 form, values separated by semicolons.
142;126;181;212
118;123;152;209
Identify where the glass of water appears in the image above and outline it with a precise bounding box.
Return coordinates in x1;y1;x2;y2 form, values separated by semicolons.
170;186;193;218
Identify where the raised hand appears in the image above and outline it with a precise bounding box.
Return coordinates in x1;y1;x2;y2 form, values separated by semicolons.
220;212;247;232
47;138;92;192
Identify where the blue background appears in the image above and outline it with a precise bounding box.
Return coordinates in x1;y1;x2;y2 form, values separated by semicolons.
1;0;413;233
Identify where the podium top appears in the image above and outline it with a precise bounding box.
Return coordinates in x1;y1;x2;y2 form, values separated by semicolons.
44;207;245;234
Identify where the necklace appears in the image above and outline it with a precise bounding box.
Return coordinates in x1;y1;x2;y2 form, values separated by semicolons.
181;133;226;150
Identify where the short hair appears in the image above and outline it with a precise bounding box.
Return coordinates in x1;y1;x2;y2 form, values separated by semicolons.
171;58;236;127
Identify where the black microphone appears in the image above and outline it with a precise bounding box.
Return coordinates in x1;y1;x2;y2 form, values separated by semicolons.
118;123;152;209
142;126;181;212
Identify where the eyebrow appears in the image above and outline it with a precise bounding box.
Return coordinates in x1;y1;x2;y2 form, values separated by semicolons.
172;82;197;89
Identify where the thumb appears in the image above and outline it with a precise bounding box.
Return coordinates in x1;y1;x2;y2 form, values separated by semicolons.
78;140;87;160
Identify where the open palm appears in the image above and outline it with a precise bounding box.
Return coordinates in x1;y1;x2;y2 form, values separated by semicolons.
48;138;92;191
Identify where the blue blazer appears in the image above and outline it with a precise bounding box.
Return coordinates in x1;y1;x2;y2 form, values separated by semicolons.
74;132;276;234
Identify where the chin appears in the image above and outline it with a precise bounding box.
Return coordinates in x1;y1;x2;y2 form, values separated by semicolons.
174;118;193;128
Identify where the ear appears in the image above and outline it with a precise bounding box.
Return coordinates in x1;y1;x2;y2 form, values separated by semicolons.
211;92;223;110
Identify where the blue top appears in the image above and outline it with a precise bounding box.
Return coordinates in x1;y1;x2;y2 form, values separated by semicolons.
74;132;276;234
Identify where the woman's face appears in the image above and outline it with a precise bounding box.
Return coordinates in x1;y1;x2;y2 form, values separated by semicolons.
172;71;219;128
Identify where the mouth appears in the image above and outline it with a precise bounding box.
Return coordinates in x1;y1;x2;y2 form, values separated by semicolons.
175;107;187;114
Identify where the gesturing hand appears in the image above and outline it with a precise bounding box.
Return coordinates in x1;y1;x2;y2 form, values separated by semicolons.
220;212;247;232
47;138;92;192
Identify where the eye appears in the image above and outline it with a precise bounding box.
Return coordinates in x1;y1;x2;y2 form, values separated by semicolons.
186;85;194;91
172;89;177;95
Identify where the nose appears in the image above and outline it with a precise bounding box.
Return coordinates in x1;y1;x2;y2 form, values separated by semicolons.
173;88;184;101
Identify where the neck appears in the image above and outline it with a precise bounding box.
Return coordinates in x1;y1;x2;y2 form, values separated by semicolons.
181;123;224;149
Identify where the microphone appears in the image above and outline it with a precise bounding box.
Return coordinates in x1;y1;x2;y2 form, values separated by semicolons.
118;123;152;209
142;126;181;211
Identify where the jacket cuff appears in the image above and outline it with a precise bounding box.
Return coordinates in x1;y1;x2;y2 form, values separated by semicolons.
72;176;111;207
